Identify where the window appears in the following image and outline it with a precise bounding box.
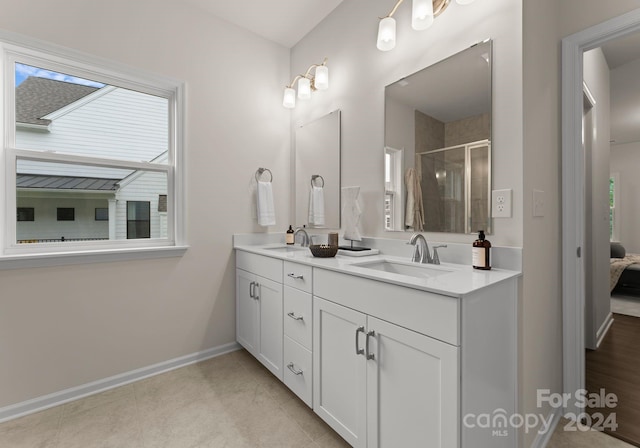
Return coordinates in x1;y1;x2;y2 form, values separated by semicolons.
127;201;150;239
17;207;34;221
95;208;108;221
57;208;75;221
1;37;184;262
610;173;620;241
384;147;403;230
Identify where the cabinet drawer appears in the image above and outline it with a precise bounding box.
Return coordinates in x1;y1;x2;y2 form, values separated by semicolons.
283;261;312;293
236;251;283;282
284;286;312;350
314;269;460;346
283;336;312;407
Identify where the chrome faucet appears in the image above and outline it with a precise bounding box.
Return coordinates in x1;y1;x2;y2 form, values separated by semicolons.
408;233;432;264
408;234;447;265
294;226;310;247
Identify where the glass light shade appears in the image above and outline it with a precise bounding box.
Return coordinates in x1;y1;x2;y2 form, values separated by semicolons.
412;0;434;30
282;87;296;108
456;0;475;4
314;65;329;90
377;17;396;51
298;77;311;99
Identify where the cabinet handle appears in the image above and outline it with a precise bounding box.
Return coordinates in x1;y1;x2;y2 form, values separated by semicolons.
254;283;260;300
355;326;365;356
287;273;304;280
249;281;255;298
366;330;376;360
287;362;304;376
287;312;304;321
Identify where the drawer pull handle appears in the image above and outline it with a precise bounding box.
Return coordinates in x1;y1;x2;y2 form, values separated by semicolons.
355;326;365;356
249;281;255;298
287;273;304;280
366;330;376;360
287;363;304;375
287;312;304;321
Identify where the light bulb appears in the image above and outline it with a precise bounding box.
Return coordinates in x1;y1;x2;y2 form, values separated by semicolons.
297;77;311;99
377;17;396;51
315;65;329;90
282;87;296;108
412;0;434;30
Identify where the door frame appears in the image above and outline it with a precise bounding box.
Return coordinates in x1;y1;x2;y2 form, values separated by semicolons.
562;8;640;416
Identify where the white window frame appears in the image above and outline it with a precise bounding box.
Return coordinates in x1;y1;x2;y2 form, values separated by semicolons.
0;33;186;268
610;172;620;242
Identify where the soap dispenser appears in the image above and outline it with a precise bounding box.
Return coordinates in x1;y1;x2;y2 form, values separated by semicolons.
286;225;295;245
472;230;491;270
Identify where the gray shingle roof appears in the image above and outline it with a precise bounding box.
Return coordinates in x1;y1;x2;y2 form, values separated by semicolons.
16;77;100;126
16;174;120;191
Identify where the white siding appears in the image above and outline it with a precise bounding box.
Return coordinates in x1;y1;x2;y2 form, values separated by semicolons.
16;87;168;179
16;194;111;241
115;171;168;240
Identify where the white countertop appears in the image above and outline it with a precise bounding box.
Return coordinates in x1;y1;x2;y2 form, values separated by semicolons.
234;243;521;297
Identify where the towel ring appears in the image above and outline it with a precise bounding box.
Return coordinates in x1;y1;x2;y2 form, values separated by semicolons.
311;175;324;188
255;168;273;183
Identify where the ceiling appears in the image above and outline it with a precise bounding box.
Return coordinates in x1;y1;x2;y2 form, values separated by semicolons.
181;0;345;48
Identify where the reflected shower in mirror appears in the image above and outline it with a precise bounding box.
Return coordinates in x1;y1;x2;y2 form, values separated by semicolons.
384;40;492;234
295;110;341;228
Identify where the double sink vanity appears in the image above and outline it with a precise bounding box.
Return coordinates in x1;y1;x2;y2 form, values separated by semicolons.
234;237;520;448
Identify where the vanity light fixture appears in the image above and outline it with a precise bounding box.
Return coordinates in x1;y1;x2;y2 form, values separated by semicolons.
377;0;476;51
282;58;329;109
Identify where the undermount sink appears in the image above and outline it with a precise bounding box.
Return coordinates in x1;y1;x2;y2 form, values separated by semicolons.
351;259;454;279
263;245;308;253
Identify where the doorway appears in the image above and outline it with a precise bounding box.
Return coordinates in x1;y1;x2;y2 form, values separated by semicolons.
562;7;640;444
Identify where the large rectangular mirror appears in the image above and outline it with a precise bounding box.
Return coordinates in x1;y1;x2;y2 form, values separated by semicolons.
384;40;492;234
295;110;341;228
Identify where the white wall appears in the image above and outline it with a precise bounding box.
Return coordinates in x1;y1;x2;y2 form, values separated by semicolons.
610;141;640;252
522;2;562;445
290;0;523;246
0;0;290;408
583;48;611;350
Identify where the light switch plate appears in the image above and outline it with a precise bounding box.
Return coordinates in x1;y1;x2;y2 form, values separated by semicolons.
533;189;545;217
492;189;512;218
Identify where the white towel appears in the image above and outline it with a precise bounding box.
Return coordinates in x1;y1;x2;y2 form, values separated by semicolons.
308;186;325;226
257;181;276;226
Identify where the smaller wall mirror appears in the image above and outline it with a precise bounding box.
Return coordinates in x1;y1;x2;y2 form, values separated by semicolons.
295;110;341;228
384;40;492;234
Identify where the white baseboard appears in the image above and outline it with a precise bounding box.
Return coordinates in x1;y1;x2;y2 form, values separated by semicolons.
0;341;241;424
530;408;562;448
596;313;614;348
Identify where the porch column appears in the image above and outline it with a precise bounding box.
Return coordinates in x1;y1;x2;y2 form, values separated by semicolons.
108;199;117;240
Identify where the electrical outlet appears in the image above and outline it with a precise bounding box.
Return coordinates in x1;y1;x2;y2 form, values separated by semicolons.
492;189;512;218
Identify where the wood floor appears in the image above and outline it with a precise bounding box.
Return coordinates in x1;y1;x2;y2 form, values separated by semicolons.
586;313;640;446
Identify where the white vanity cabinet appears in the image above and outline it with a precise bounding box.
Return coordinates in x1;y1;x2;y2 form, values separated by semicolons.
313;286;459;448
282;261;314;406
236;251;284;380
312;268;517;448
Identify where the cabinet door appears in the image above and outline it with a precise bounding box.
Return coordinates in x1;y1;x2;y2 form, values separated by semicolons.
313;297;367;448
366;316;459;448
256;276;284;381
236;269;259;357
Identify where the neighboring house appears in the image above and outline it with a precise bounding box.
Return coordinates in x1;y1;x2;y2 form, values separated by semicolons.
15;76;168;243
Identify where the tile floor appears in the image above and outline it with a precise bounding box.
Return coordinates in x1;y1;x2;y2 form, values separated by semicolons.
0;349;633;448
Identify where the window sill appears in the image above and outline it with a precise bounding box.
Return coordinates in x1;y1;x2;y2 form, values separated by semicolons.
0;245;188;270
